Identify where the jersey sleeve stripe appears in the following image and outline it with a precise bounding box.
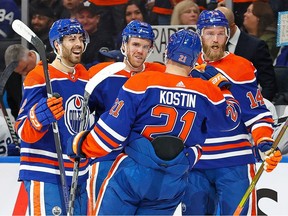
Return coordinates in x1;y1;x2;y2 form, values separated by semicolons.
94;126;120;148
251;122;273;131
98;118;126;141
90;130;113;153
245;112;273;126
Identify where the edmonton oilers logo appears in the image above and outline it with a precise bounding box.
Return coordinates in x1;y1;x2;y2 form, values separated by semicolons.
65;95;89;134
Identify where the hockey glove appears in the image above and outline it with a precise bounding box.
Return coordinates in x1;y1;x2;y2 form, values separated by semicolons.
183;144;202;170
191;64;231;89
66;131;89;161
29;95;65;132
253;140;282;172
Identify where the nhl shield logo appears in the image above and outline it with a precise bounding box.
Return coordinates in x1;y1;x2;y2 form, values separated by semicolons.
64;95;89;134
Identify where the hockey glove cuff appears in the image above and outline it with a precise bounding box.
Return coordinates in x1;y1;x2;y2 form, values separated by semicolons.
191;64;231;89
253;140;282;172
253;140;274;162
66;130;89;161
183;144;202;170
29;96;65;132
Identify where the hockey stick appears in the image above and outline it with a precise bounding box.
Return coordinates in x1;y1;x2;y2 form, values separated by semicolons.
0;61;20;145
68;62;126;216
233;117;288;216
12;19;69;214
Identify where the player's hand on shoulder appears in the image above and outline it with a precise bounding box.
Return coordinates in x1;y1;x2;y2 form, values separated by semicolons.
191;64;231;89
28;94;65;132
253;139;282;172
66;131;89;161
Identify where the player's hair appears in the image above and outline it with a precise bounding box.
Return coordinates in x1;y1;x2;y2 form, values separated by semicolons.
49;18;90;53
166;29;201;67
196;10;230;37
4;44;29;66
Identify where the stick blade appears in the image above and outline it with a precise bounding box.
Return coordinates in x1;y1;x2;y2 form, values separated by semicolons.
85;62;126;95
12;19;36;43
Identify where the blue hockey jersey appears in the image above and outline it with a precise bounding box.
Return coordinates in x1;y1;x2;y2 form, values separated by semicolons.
195;52;274;169
88;61;166;162
15;62;90;185
80;70;242;169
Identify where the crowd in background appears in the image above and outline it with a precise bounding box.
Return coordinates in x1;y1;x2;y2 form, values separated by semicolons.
1;1;288;65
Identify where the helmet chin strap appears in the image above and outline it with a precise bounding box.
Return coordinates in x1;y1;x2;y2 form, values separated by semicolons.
56;45;75;72
124;56;143;72
121;43;151;73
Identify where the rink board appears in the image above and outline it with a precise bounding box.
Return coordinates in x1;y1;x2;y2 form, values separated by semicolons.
0;156;288;215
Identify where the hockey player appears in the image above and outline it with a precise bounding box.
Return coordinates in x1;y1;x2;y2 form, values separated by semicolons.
14;19;90;215
181;10;282;215
86;20;165;215
67;29;242;215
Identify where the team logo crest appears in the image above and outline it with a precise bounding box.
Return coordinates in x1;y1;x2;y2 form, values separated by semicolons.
64;95;89;134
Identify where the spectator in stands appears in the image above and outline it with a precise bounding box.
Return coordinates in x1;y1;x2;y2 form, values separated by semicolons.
243;1;279;60
59;0;83;19
144;0;158;25
115;0;148;49
88;0;128;41
75;0;114;69
170;0;200;26
0;0;20;39
29;2;56;55
152;0;183;25
125;0;149;25
4;44;40;119
193;0;209;12
217;6;277;101
30;0;63;19
217;0;258;29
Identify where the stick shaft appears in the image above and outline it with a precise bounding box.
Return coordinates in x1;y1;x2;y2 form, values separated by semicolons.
12;20;69;213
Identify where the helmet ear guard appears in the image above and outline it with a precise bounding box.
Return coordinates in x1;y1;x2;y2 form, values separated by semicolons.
166;29;201;68
49;18;90;54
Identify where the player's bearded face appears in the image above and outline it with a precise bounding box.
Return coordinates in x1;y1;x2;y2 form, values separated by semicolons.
125;38;151;68
201;27;227;61
61;34;85;65
202;42;225;61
